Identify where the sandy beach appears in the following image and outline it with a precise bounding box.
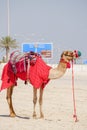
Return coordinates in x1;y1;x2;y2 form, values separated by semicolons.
0;64;87;130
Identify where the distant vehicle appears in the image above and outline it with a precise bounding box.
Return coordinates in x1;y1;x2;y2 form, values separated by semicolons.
83;60;87;64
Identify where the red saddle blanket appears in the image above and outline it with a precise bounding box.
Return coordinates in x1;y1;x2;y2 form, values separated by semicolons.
0;57;51;91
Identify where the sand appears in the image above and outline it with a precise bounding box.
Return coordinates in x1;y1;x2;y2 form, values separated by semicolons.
0;64;87;130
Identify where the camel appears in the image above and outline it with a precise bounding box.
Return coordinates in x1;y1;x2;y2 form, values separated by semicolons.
0;50;80;118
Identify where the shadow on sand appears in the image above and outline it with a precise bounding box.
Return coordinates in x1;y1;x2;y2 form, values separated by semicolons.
0;114;30;119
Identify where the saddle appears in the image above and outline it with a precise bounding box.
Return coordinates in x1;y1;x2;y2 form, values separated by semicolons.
9;51;40;74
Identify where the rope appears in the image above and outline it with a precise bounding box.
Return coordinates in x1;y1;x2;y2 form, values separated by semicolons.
72;60;78;122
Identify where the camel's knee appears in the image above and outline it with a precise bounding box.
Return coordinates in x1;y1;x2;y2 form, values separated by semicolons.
33;88;37;105
33;97;37;104
39;97;42;105
6;94;12;104
6;94;11;100
6;92;11;99
39;88;43;105
6;87;13;100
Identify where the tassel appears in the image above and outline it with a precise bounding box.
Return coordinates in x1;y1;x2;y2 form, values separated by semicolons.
25;80;28;84
15;82;17;86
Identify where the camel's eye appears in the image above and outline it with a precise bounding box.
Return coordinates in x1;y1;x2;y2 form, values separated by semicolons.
71;52;73;56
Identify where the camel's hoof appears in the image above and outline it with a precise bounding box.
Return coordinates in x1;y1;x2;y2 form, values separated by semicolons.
10;113;16;117
40;113;44;118
33;112;37;118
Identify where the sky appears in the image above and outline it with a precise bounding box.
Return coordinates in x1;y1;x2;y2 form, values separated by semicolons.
0;0;87;63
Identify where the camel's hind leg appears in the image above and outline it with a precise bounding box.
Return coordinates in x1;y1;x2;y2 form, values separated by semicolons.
33;87;37;118
39;87;44;118
6;86;16;117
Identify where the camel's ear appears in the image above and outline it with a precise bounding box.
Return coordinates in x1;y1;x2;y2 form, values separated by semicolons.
64;51;68;55
61;51;68;57
61;52;64;57
61;51;65;57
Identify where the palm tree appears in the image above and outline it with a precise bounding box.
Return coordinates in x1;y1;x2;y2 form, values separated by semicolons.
0;36;18;62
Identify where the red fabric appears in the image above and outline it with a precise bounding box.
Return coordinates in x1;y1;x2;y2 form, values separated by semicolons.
66;62;71;68
0;64;14;91
29;57;51;89
0;63;28;91
0;57;51;91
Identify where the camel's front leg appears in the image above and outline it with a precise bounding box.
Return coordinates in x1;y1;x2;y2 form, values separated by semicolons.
6;86;16;117
39;87;44;118
33;87;37;118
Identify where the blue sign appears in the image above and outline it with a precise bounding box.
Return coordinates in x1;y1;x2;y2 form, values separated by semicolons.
22;42;53;58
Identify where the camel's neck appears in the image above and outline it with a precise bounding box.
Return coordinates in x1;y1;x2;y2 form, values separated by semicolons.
48;57;71;79
56;59;67;74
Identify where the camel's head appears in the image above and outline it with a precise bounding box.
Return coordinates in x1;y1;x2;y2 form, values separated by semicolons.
61;50;81;61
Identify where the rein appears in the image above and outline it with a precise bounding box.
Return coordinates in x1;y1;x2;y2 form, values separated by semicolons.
71;60;78;122
64;54;73;57
61;53;78;122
